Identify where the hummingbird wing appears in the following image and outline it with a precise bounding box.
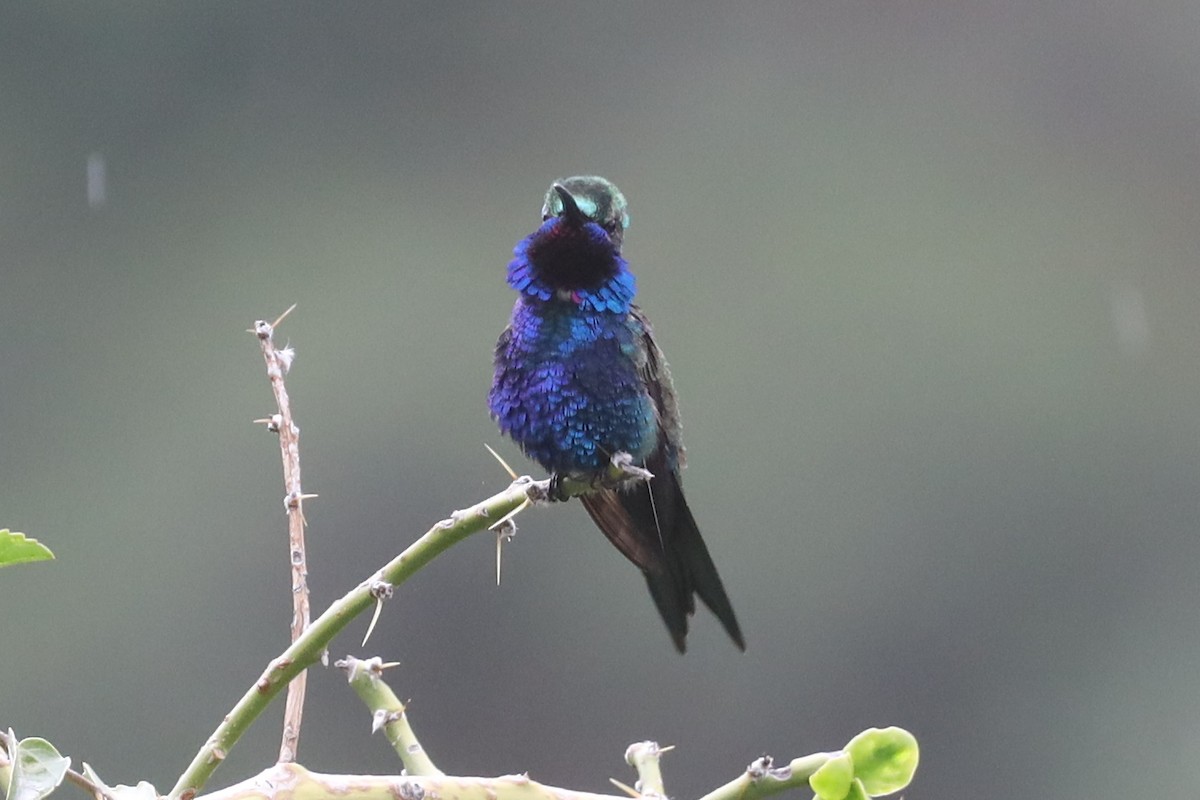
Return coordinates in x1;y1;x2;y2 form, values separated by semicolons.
580;307;745;652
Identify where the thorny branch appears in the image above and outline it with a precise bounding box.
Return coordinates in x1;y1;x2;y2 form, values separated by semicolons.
253;304;313;764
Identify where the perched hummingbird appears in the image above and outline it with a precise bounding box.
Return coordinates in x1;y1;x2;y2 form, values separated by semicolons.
488;176;744;652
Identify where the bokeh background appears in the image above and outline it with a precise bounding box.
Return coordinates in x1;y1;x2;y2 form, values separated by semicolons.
4;3;1200;798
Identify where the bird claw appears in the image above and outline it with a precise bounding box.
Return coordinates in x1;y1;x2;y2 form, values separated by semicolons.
534;456;654;504
608;452;654;483
547;473;570;502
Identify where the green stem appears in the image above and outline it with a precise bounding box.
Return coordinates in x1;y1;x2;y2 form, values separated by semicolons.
168;476;547;800
195;751;845;800
338;657;442;777
200;763;624;800
695;753;832;800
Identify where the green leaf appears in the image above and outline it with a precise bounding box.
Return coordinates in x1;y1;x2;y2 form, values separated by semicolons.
844;727;919;796
0;531;54;568
809;751;854;800
6;730;71;800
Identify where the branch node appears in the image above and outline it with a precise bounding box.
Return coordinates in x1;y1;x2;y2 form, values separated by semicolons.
746;755;773;780
369;581;395;601
396;779;425;800
522;476;551;505
252;414;284;433
334;656;360;680
624;741;669;798
283;492;319;516
372;709;403;734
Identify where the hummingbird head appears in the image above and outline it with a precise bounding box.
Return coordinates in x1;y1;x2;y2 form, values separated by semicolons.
541;176;630;249
506;175;637;313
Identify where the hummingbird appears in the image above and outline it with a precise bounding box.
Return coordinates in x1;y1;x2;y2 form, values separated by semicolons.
488;176;745;652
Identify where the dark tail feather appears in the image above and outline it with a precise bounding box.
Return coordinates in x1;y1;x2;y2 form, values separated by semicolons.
581;470;745;653
666;483;746;651
643;566;692;653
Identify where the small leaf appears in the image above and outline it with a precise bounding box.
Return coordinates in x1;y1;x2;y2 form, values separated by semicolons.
0;531;54;568
844;779;869;800
7;731;71;800
809;751;853;800
844;727;919;796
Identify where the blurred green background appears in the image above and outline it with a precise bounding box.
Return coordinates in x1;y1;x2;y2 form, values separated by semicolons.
4;3;1200;798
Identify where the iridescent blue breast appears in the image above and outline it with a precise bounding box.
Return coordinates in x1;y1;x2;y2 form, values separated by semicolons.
489;300;657;475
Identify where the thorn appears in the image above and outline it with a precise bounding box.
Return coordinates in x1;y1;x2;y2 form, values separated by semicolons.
608;779;640;798
284;492;319;511
363;597;384;648
361;582;393;648
484;443;519;479
347;655;402;679
494;519;517;585
285;493;320;528
488;498;530;533
253;414;284;432
271;303;299;330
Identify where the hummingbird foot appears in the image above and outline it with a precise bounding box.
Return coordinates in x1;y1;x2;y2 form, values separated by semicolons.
604;451;654;486
547;473;571;502
542;455;654;503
